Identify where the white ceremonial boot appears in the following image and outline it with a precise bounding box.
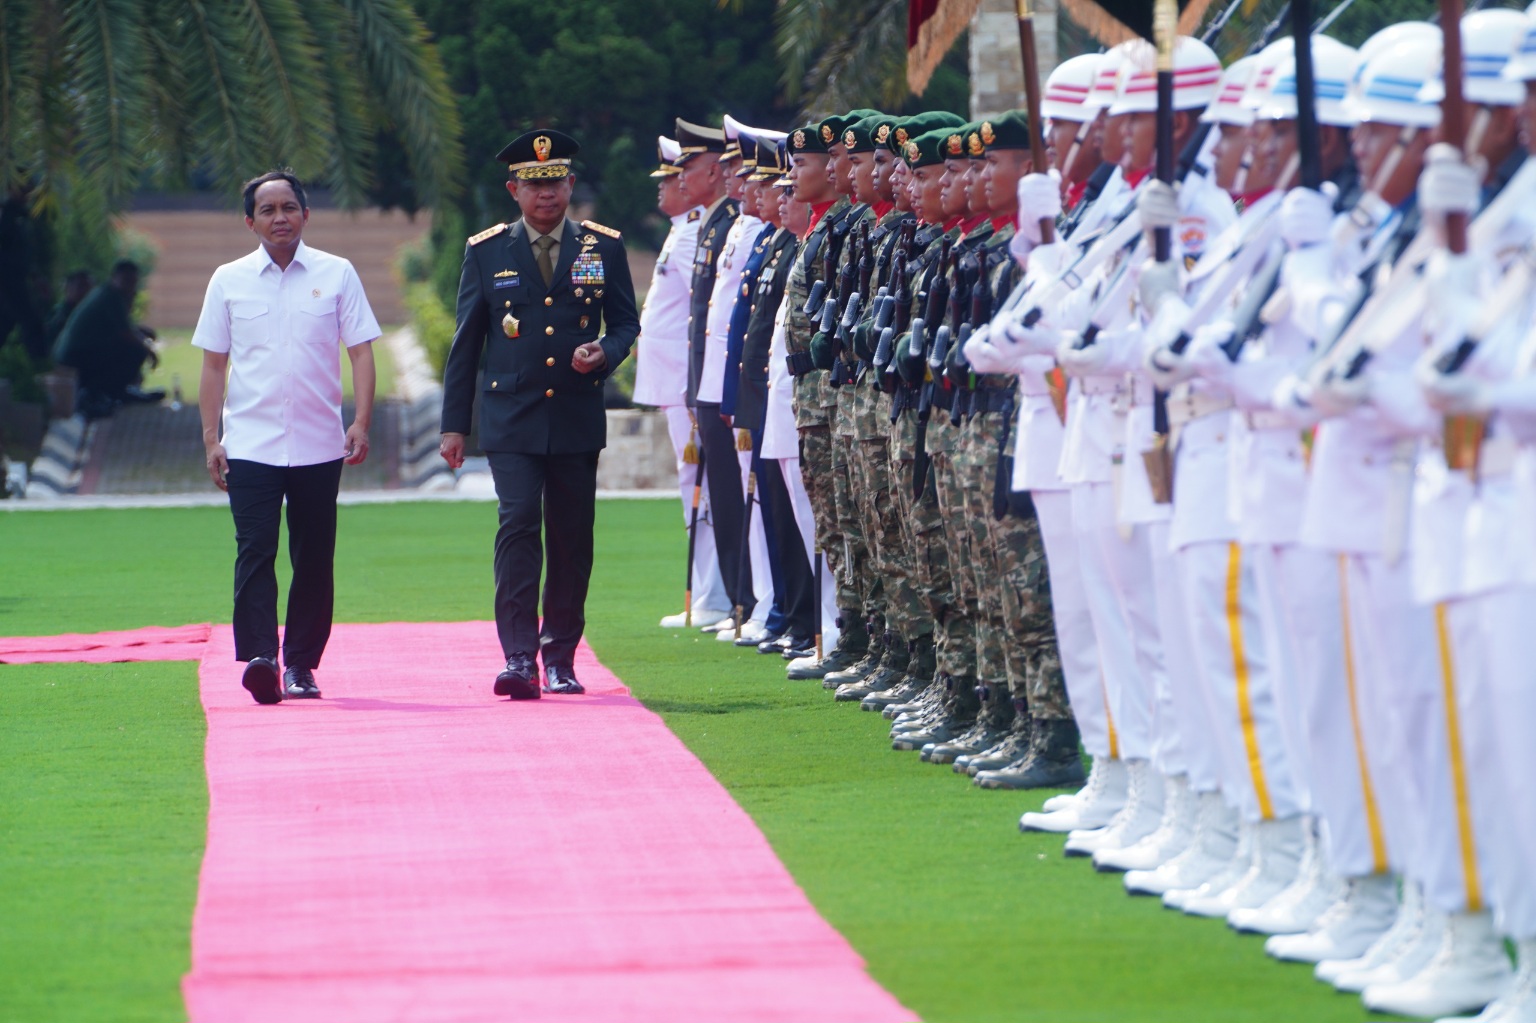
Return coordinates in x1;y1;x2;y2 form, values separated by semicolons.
1229;816;1341;935
1189;815;1305;920
717;620;767;643
1126;791;1237;897
1434;938;1536;1023
1364;911;1515;1019
1020;757;1128;834
660;607;731;628
1095;773;1197;873
1332;887;1443;992
1266;872;1398;963
1065;759;1164;858
1168;817;1254;913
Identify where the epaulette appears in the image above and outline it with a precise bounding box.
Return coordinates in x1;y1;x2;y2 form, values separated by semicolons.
582;219;621;239
468;223;507;246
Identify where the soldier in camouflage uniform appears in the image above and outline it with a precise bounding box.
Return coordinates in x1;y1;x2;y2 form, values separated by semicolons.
780;120;864;680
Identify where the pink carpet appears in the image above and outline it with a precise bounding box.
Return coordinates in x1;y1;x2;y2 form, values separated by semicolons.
0;623;212;664
182;622;915;1023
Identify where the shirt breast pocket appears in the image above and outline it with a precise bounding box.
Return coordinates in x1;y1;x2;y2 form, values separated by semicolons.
299;297;339;344
230;300;271;347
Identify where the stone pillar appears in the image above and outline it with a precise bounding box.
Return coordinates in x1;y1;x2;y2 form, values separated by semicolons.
969;0;1059;119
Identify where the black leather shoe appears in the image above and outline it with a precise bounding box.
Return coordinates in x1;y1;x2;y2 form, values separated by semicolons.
241;656;282;705
494;652;540;700
757;634;792;654
780;635;816;659
738;629;779;648
542;664;585;695
282;666;322;699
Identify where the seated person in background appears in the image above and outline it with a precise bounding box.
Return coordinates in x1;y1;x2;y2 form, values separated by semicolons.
53;260;164;417
45;270;93;349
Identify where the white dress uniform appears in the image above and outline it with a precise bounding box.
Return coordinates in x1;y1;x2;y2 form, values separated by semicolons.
634;206;729;618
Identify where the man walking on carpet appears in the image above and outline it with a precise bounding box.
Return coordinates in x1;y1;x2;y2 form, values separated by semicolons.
439;129;640;700
194;170;381;706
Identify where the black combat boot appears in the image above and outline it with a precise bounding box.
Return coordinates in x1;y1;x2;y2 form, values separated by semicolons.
923;681;1016;763
956;697;1033;775
823;616;883;688
787;611;867;680
862;634;935;711
835;629;910;701
974;717;1088;790
892;674;980;750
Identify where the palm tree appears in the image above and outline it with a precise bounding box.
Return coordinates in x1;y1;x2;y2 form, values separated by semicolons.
0;0;464;215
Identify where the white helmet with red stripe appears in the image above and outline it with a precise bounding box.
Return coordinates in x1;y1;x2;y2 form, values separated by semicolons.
1042;53;1105;122
1086;42;1135;111
1200;54;1261;126
1108;36;1223;115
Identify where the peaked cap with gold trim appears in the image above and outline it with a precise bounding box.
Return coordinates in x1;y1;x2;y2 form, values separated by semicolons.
673;118;727;165
497;128;579;180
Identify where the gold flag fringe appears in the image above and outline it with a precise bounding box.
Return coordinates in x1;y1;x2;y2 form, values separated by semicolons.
907;0;985;96
736;428;754;452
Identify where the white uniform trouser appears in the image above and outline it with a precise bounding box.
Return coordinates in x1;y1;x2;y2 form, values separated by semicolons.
737;447;773;624
1149;521;1197;783
779;454;840;652
1072;480;1160;761
1247;543;1333;817
1344;554;1436;881
1177;541;1300;823
1034;489;1111;759
666;405;728;613
1471;584;1536;939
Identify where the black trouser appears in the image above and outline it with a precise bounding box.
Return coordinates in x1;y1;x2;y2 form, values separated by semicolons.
77;338;150;398
487;449;599;668
760;457;816;638
227;458;344;670
695;402;748;612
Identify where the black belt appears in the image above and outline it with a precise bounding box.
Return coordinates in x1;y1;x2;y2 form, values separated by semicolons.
929;383;953;411
786;350;815;377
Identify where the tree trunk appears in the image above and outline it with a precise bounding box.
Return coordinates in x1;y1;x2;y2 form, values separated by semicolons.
968;0;1060;118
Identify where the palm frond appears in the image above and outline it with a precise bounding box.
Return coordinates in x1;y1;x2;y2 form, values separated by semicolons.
64;0;146;204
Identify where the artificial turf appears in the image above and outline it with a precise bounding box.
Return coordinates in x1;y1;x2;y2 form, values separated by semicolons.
0;499;1403;1022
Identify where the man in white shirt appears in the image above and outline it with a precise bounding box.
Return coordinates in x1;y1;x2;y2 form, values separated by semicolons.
194;170;381;706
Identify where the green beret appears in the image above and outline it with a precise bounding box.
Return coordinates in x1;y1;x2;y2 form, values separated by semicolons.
818;109;881;149
902;128;954;169
978;110;1035;152
788;122;831;155
843;114;898;154
889;111;967;156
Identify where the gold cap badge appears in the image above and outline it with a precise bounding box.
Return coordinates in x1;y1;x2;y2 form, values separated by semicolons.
820;124;834;143
895;127;909;146
980;121;996;145
843;129;857;148
967;133;984;157
905;141;920;162
946;134;963;157
793;129;806;149
533;135;552;162
875;124;891;144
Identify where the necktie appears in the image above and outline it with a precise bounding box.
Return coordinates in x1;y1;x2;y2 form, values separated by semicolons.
535;236;556;287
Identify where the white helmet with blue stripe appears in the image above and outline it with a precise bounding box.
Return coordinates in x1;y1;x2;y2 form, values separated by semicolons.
1256;35;1361;127
1344;36;1443;128
1420;9;1526;105
1501;1;1536;82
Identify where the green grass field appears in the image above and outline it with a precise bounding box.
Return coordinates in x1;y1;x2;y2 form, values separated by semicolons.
0;500;1403;1022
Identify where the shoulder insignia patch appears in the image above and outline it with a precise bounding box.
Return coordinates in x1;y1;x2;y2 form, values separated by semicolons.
468;223;507;246
687;209;702;222
582;220;621;239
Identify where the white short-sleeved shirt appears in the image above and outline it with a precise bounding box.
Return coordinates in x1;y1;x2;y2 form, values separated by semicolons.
193;240;380;467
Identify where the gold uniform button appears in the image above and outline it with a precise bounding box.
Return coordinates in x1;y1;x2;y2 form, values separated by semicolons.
545;389;554;398
504;300;512;308
545;326;555;336
544;296;554;306
545;357;556;367
491;381;498;389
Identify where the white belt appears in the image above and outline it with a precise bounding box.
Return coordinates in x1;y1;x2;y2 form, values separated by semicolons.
1079;375;1121;397
1245;409;1292;432
1126;376;1155;407
1166;391;1233;427
1480;433;1519;477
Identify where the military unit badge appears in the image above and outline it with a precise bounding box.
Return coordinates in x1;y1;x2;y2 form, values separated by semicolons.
820;124;834;143
981;121;996;145
793;129;807;149
843;129;857;148
876;124;891;145
967;133;984;157
571;251;606;286
905;141;920;163
946;134;963;157
895;127;909;146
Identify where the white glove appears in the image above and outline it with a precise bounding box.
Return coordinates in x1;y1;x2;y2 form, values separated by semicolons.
1415;345;1488;414
1137;180;1179;231
1417;143;1481;219
1310;366;1371;417
1330;192;1392;272
1146;343;1192;390
1186;322;1238;385
996;316;1063;356
1272;373;1314;414
1421;250;1479;339
1055;331;1108;376
1016;171;1064;247
1278;187;1335;250
1137;259;1182;318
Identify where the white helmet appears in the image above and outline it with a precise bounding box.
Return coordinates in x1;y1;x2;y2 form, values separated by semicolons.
1355;21;1439;68
1345;37;1443;128
1201;54;1261;126
1421;9;1525;105
1042;53;1105;122
1086;42;1134;112
1507;4;1536;81
1257;36;1361;127
1241;37;1294;117
1108;36;1223;115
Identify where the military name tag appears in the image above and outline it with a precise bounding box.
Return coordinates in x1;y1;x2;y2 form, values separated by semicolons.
571;251;605;286
494;269;521;290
